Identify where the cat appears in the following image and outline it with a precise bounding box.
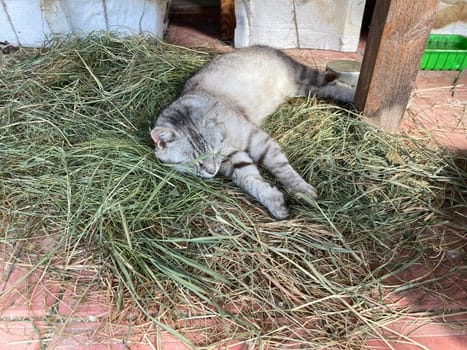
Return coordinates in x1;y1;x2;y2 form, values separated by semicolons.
151;45;355;219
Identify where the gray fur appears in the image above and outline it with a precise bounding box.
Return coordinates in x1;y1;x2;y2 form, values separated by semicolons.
151;45;355;219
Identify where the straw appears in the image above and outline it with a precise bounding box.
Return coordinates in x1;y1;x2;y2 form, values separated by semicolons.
1;33;465;349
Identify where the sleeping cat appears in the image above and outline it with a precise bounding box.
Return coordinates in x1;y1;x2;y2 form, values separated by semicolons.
151;46;355;219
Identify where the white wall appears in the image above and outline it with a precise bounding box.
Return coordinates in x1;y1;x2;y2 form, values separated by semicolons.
0;0;170;47
234;0;366;52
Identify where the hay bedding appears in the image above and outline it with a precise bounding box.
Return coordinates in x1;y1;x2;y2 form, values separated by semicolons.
0;34;466;348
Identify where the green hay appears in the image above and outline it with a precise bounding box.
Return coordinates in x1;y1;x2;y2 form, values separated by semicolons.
1;33;466;349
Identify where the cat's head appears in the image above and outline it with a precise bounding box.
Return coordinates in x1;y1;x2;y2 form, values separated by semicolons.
150;99;225;178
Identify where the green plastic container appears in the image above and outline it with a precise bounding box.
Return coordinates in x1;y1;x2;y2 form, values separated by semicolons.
420;34;467;70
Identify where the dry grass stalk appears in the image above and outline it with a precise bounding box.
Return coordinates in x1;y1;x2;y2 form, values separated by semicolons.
1;33;466;349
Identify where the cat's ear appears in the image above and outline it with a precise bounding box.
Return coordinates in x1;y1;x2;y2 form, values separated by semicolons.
150;127;176;149
202;101;220;126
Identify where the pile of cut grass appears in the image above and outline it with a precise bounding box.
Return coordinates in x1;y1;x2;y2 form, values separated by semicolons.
1;34;466;349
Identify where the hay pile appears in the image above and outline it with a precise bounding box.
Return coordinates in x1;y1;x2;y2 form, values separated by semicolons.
1;34;466;348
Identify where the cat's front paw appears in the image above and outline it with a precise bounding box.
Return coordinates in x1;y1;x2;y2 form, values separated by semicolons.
264;187;290;220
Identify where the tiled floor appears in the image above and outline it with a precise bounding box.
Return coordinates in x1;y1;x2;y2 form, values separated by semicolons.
1;24;466;349
403;70;467;150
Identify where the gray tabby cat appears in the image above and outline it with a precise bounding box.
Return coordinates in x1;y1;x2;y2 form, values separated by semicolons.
151;46;354;219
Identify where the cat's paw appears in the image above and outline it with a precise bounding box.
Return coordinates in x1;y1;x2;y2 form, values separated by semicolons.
289;182;319;200
264;187;290;220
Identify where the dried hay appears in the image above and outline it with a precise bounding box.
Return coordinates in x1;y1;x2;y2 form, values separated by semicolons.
1;33;466;349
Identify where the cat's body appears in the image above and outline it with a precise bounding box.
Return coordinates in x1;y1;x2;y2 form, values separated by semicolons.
151;46;355;219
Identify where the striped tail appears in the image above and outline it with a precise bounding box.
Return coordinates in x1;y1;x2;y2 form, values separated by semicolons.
295;64;356;104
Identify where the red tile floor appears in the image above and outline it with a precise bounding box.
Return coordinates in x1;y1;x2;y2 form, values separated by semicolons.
1;25;466;349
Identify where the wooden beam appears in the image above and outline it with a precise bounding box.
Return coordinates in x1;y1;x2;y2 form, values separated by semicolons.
220;0;236;41
355;0;439;132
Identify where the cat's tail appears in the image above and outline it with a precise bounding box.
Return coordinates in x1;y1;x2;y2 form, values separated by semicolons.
314;81;356;104
295;66;356;104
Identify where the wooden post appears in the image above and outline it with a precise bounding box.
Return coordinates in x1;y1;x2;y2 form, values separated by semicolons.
355;0;439;132
220;0;236;41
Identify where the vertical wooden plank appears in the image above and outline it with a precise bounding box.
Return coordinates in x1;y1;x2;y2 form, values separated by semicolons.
355;0;439;132
220;0;236;41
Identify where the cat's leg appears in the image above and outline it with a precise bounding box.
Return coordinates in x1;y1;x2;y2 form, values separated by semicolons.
247;129;318;199
221;151;290;219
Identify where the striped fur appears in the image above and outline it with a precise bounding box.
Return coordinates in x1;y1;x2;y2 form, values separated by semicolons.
151;46;355;219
